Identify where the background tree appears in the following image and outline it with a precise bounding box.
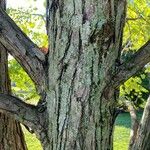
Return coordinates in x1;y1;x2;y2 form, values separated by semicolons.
0;0;27;149
118;1;150;148
120;0;150;110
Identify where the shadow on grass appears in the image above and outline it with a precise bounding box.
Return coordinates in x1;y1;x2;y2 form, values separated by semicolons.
115;112;143;129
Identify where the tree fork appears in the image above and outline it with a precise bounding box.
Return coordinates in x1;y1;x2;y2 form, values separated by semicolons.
0;1;28;149
0;7;46;95
0;0;150;149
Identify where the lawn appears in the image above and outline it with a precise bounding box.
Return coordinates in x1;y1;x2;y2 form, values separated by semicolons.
114;113;131;150
23;112;141;150
23;127;42;150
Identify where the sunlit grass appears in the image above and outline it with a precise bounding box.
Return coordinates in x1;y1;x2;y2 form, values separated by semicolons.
23;126;42;150
114;112;142;150
114;113;131;150
23;112;142;150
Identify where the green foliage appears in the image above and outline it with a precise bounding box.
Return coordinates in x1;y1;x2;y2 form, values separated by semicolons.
23;126;42;150
7;7;48;47
123;0;150;50
9;59;39;101
120;72;150;108
7;6;47;102
120;0;150;108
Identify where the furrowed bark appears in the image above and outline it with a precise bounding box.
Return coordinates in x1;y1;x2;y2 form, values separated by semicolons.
0;7;46;94
1;0;150;149
0;43;27;150
131;96;150;150
0;1;27;149
45;0;126;149
0;94;48;146
113;40;150;88
0;0;5;10
0;94;45;133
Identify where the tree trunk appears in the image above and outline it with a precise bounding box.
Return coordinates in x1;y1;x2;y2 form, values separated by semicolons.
43;0;126;149
0;2;27;148
131;96;150;150
0;41;27;150
0;44;27;150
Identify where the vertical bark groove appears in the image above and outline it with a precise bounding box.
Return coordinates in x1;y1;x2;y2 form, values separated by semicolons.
0;3;27;149
46;0;126;149
1;0;150;150
0;44;27;150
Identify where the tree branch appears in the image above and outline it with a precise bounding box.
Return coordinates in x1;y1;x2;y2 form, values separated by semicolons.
126;17;142;22
113;40;150;88
0;7;46;94
0;94;45;133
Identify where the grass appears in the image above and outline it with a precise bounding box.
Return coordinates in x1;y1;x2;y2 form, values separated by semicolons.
23;112;142;150
114;112;142;150
114;113;131;150
23;127;42;150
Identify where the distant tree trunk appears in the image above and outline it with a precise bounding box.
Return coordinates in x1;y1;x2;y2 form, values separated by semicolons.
0;1;27;149
125;101;139;150
0;39;27;150
131;96;150;150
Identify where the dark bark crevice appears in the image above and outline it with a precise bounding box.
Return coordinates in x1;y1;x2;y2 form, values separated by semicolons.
0;10;27;148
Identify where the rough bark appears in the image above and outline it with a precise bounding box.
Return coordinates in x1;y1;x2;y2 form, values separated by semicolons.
131;96;150;150
0;1;28;149
0;49;26;150
45;0;126;149
0;0;149;150
0;93;49;145
0;94;43;130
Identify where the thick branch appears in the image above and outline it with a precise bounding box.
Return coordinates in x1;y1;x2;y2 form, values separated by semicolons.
0;7;46;94
0;43;11;93
113;40;150;88
0;94;44;132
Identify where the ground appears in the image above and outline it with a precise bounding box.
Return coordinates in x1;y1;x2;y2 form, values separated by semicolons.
23;112;142;150
114;113;131;150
